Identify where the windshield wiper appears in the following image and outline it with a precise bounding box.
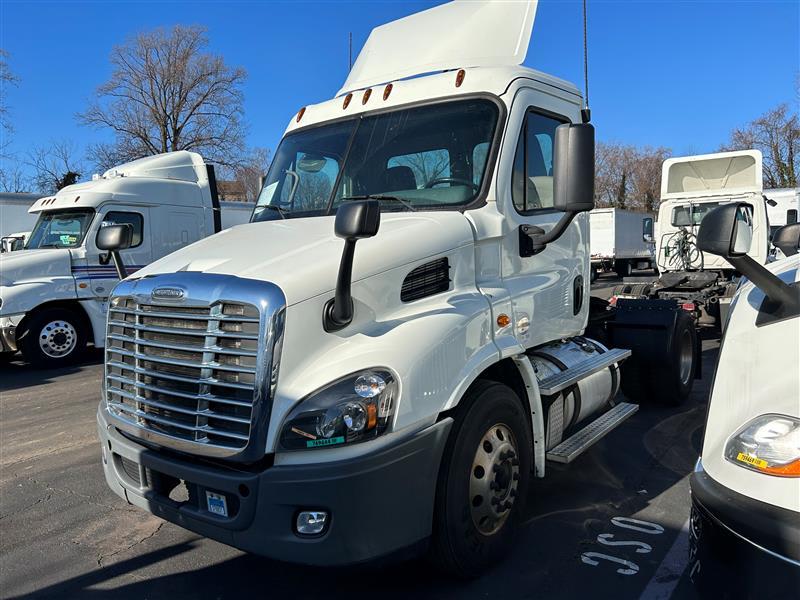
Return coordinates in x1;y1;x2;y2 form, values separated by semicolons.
259;204;288;219
341;194;417;212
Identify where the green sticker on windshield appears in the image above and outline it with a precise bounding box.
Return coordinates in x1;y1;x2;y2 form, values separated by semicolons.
306;436;344;448
59;234;77;245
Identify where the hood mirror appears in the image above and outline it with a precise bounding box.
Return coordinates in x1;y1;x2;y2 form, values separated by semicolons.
698;203;799;324
772;223;800;257
324;200;381;332
297;154;328;173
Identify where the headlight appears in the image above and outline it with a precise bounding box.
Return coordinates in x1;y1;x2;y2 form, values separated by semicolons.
725;414;800;477
279;369;397;450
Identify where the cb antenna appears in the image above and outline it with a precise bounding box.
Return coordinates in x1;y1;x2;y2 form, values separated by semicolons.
348;32;353;71
581;0;591;123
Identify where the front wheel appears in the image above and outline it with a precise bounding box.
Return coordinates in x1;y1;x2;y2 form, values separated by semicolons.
428;381;532;577
17;307;87;369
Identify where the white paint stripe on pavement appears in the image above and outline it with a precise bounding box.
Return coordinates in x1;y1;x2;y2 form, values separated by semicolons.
639;518;691;600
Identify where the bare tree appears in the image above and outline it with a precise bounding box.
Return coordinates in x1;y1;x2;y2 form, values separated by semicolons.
28;141;85;193
233;146;271;201
80;25;247;171
720;103;799;188
390;151;449;187
0;49;29;192
596;143;671;212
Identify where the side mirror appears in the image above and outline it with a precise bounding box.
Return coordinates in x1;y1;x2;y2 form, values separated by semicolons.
324;200;381;332
520;122;595;257
696;203;752;259
642;217;654;243
772;223;800;257
95;223;133;279
698;203;799;320
552;122;595;213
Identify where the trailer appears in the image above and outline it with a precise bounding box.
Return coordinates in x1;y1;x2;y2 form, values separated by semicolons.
589;207;655;280
0;193;42;252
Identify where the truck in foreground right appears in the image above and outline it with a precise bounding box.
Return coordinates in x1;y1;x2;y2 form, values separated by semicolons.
689;205;799;598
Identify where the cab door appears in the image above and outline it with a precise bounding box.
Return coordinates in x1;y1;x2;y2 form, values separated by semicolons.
83;208;150;298
498;88;588;348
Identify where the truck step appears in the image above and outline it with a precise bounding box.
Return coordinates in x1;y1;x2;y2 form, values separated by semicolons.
536;347;631;395
546;402;639;464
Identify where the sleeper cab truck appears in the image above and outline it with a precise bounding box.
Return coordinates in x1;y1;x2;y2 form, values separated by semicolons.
95;1;698;575
0;151;251;367
689;205;800;598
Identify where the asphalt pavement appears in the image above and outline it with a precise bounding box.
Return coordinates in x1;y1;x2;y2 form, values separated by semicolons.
1;272;710;599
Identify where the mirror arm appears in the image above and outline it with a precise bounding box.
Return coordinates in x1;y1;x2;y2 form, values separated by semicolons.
109;251;128;280
729;254;799;309
323;239;357;332
520;211;577;257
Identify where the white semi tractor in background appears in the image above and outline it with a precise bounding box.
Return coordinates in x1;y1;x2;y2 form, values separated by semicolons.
0;192;42;252
588;207;655;280
689;206;799;597
0;151;251;367
95;1;703;575
764;186;799;247
612;150;771;331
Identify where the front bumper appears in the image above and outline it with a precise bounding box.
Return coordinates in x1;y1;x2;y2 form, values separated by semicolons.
689;465;800;598
0;313;23;352
98;405;452;566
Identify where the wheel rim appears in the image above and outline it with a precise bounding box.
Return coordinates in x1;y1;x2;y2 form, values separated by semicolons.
678;328;693;385
38;320;77;358
469;423;520;536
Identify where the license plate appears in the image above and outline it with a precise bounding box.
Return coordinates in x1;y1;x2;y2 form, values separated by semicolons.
206;491;228;517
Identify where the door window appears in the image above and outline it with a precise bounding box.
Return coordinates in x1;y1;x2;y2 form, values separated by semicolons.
102;211;144;247
512;111;566;214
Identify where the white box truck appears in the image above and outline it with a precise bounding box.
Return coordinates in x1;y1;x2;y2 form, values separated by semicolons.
0;151;252;367
95;1;700;576
688;207;799;597
589;207;655;280
764;186;799;243
0;192;42;252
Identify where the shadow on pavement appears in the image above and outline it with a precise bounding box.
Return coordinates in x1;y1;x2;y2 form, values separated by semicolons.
0;348;103;393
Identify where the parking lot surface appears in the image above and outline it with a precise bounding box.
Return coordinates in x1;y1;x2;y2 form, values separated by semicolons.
1;274;709;599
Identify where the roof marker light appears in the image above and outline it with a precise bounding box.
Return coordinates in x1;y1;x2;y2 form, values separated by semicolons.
343;93;353;109
455;69;465;88
296;107;306;122
383;83;393;100
362;88;372;104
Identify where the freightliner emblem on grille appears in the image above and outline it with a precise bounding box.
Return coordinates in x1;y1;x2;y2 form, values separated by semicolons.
151;287;186;301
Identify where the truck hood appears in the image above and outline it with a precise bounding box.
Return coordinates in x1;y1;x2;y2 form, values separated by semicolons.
130;212;475;305
0;248;73;287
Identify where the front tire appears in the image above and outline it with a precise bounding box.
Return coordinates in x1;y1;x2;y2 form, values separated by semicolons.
429;381;532;577
17;307;87;369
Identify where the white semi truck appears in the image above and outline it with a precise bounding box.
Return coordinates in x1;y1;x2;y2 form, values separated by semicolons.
689;206;799;596
0;151;251;367
588;207;655;280
612;150;771;330
764;186;799;245
95;1;700;575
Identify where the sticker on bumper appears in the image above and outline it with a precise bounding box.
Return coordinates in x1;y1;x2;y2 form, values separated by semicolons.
206;491;228;517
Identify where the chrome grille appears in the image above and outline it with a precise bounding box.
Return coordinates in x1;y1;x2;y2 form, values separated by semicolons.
105;297;262;452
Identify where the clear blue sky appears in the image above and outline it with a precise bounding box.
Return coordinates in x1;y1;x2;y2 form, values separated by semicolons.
2;0;798;179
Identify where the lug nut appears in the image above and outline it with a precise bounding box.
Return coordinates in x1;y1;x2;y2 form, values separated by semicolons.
489;481;500;491
491;497;500;506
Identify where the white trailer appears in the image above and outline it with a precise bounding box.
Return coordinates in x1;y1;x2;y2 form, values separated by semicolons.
689;206;799;596
0;151;253;367
589;207;654;279
764;186;799;238
95;1;699;576
0;193;42;251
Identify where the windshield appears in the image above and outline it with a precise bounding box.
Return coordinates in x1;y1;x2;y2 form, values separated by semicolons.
671;202;723;227
25;209;95;249
252;98;499;221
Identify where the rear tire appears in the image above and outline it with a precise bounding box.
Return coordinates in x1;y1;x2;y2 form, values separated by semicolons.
620;310;697;406
614;259;632;278
428;381;532;577
590;265;598;283
17;307;87;369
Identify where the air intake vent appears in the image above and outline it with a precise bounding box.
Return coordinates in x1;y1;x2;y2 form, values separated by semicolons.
401;257;450;302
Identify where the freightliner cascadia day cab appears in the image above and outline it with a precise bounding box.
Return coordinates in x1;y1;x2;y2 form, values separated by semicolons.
0;151;251;367
689;207;800;597
612;150;771;332
96;1;700;574
588;207;655;280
